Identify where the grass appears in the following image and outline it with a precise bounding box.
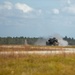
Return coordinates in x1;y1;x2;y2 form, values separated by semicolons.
0;45;75;52
0;54;75;75
0;45;75;75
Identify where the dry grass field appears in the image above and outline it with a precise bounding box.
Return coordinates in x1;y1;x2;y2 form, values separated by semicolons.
0;45;75;75
0;54;75;75
0;45;75;52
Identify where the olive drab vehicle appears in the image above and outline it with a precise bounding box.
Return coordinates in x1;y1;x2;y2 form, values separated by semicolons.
46;37;59;46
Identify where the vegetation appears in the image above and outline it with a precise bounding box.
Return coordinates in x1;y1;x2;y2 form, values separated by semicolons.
0;36;75;45
63;36;75;45
1;45;75;52
0;37;38;45
0;54;75;75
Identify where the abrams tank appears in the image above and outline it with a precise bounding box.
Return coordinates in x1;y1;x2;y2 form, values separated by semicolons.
46;37;59;46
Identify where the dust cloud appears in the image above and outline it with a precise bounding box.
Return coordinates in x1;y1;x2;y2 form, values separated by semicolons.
35;34;68;46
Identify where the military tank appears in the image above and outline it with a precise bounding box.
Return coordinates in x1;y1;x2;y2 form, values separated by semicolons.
46;37;59;46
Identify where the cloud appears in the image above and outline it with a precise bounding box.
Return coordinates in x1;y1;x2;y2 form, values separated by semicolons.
0;1;43;20
62;5;75;14
61;0;75;15
0;1;13;10
38;9;42;14
51;0;73;15
67;0;71;5
52;8;60;15
51;0;75;15
15;3;33;13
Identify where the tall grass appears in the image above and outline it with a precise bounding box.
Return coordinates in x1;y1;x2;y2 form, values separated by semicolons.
0;54;75;75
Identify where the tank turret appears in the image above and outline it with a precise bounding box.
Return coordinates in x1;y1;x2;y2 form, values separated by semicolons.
46;37;59;46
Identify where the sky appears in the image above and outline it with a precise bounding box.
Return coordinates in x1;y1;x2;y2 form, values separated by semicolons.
0;0;75;37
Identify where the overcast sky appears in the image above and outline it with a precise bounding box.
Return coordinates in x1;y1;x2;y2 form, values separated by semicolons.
0;0;75;37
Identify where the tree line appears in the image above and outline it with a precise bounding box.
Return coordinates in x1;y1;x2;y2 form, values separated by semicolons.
0;36;75;45
0;37;38;45
63;36;75;45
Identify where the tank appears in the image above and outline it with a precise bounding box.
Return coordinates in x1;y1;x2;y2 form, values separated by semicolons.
46;37;59;46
